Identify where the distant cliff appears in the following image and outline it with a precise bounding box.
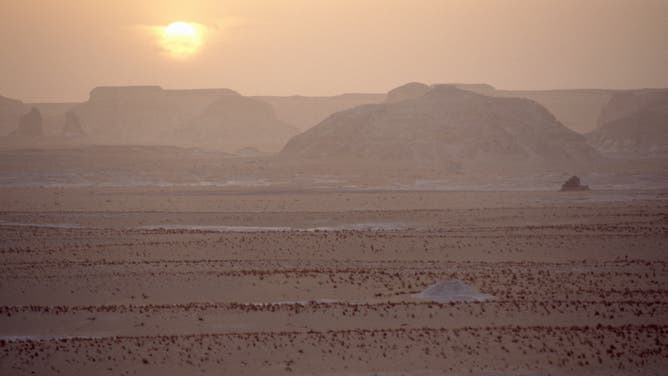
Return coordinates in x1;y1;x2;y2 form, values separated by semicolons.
72;86;296;152
587;90;668;158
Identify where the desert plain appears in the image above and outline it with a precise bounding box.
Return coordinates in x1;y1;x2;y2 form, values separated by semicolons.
1;186;666;375
2;1;668;375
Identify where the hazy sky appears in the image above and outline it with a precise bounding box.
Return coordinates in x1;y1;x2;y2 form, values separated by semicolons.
1;0;667;102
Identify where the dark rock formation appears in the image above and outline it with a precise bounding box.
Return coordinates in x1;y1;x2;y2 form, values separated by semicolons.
560;176;589;191
11;107;43;137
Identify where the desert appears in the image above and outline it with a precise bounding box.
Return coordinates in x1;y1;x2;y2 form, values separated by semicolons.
1;185;667;375
2;2;668;375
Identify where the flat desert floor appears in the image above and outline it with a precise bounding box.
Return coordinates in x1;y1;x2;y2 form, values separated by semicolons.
1;187;667;375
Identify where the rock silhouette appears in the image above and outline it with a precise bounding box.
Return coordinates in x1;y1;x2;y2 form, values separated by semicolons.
560;176;589;191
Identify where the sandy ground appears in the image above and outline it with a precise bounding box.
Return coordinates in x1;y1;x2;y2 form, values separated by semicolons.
0;187;667;375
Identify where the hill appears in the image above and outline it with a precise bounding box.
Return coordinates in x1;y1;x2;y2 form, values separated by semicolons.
281;84;599;176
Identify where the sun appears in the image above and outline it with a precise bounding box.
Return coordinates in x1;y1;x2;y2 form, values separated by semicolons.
160;22;203;58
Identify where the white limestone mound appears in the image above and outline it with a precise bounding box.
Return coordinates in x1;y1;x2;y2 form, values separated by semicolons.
413;280;494;303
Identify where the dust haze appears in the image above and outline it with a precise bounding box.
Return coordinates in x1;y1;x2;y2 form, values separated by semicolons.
1;1;667;375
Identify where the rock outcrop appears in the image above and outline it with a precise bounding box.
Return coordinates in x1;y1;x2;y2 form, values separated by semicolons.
560;176;589;191
281;84;599;175
11;107;43;137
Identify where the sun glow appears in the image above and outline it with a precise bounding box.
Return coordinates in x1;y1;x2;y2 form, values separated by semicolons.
160;22;203;58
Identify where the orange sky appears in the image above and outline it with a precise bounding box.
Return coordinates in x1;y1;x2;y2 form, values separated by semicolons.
1;0;667;102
